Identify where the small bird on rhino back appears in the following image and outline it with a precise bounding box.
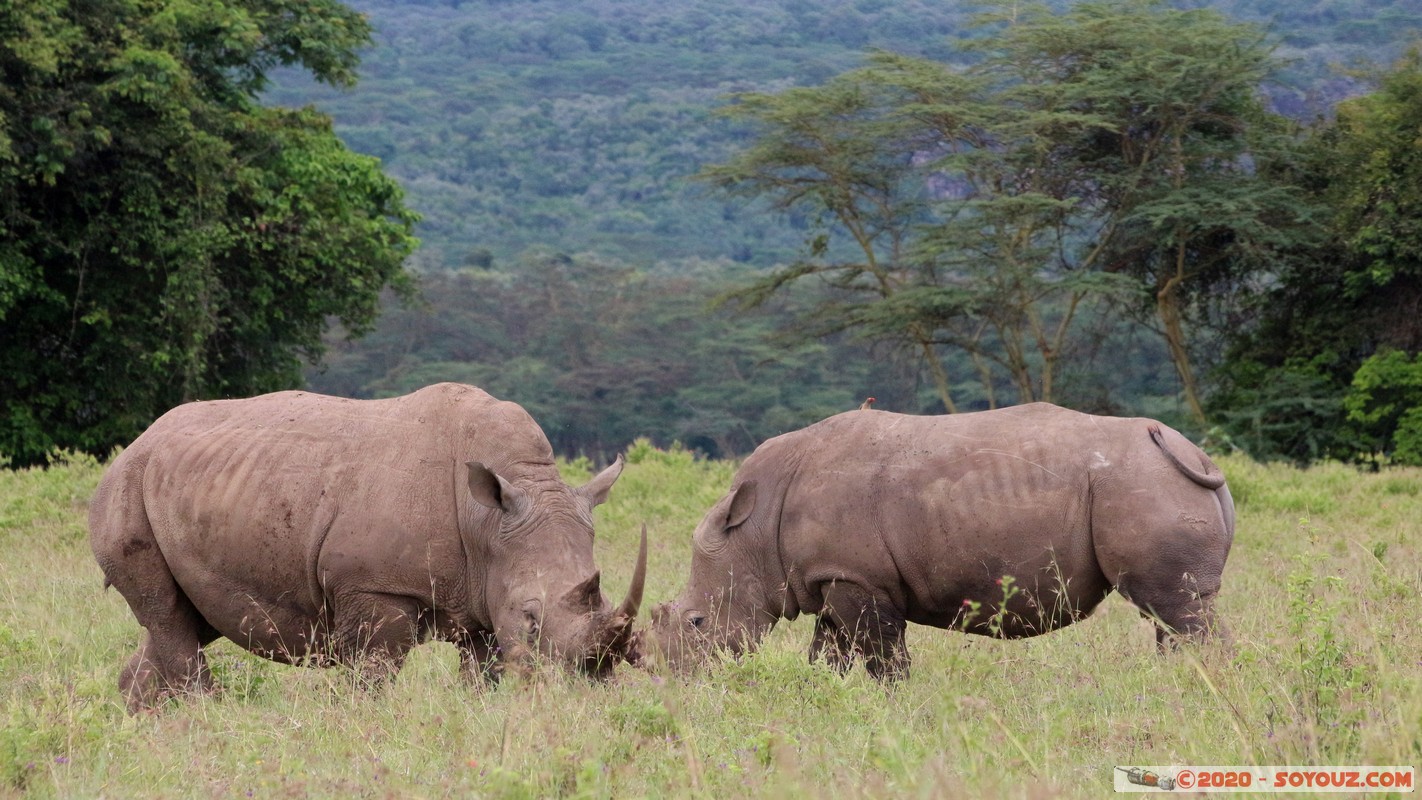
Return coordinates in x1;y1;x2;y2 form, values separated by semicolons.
90;382;646;712
647;402;1234;680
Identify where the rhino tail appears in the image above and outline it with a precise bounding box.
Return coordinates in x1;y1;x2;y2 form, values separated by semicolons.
1148;424;1225;490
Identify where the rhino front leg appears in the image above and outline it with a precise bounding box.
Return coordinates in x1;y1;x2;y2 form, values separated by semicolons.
331;592;421;688
455;629;502;687
808;615;854;674
820;582;910;681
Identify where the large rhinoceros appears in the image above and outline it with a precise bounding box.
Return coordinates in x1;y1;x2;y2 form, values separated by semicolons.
90;383;645;711
648;403;1234;680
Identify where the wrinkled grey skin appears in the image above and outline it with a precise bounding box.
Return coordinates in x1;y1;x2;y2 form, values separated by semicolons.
90;383;644;712
649;404;1235;680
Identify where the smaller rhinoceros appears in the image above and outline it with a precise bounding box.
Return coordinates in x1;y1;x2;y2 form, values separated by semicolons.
648;403;1234;680
90;383;645;712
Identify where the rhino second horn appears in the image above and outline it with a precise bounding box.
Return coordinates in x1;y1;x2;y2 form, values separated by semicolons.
565;571;602;609
617;524;649;622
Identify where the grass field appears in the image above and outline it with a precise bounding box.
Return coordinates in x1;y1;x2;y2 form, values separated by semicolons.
1;441;1418;798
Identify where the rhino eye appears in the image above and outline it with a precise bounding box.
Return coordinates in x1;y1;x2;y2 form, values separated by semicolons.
688;614;706;629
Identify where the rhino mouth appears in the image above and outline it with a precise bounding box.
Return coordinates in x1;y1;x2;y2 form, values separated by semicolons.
577;524;648;678
580;637;640;678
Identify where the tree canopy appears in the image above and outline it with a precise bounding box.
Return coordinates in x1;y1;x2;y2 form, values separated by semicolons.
1213;44;1422;464
698;0;1311;417
0;0;419;466
8;0;1420;467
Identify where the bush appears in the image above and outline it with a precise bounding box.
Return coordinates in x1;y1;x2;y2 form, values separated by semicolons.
1343;350;1422;465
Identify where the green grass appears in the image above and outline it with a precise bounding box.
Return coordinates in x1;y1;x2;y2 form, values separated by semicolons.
2;445;1419;798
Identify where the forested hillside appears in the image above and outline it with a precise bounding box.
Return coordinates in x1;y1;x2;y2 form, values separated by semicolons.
272;0;1422;463
6;0;1419;467
267;0;970;267
267;0;1417;268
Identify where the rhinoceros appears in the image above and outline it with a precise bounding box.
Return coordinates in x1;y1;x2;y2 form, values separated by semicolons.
648;403;1235;679
90;383;645;711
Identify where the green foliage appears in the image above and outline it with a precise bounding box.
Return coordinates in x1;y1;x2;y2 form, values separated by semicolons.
623;438;696;468
1330;46;1422;304
0;0;419;467
1210;355;1356;465
239;0;1417;466
7;0;1407;467
1215;47;1422;464
309;242;1196;459
263;0;980;269
1286;558;1370;758
1263;44;1422;362
1344;350;1422;464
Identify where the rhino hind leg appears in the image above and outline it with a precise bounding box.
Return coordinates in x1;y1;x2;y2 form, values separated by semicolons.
818;582;910;681
1110;549;1227;650
1092;483;1232;652
99;533;217;711
92;458;218;712
1142;588;1226;651
117;620;215;714
118;637;161;711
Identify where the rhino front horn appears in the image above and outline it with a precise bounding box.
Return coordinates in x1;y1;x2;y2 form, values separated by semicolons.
616;524;649;622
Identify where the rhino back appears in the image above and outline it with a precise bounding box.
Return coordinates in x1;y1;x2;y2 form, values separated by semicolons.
128;383;553;650
767;404;1147;630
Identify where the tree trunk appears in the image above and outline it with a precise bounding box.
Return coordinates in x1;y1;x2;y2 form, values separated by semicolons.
1157;270;1207;424
1037;290;1087;406
970;351;998;409
916;336;958;414
998;326;1036;403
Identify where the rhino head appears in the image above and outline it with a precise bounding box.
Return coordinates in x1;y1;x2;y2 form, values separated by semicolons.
646;480;776;672
466;455;646;678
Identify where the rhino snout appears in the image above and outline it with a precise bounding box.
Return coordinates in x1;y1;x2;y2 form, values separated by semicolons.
562;527;650;677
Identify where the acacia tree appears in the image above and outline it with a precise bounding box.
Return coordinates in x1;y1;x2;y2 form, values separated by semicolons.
701;0;1303;417
701;53;1120;411
995;0;1312;422
0;0;419;465
865;50;1140;406
696;74;972;411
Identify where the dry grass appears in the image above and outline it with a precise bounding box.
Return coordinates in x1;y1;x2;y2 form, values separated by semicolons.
1;445;1418;798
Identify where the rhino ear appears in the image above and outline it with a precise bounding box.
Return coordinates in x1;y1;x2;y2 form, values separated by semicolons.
575;453;625;508
467;461;527;514
724;481;757;531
